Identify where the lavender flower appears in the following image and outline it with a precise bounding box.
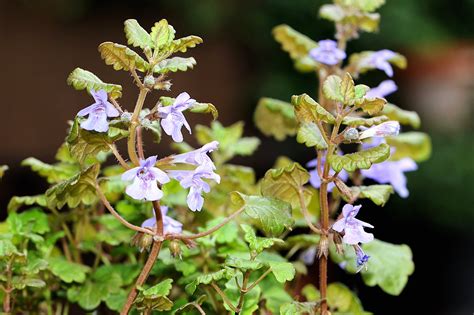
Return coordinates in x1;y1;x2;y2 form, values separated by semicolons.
309;39;346;66
299;246;317;265
361;158;417;198
307;153;349;192
355;245;370;273
172;141;219;170
332;204;374;245
167;165;220;211
361;49;397;77
366;80;398;98
359;121;400;139
141;206;183;234
77;90;119;132
121;156;170;201
158;92;196;142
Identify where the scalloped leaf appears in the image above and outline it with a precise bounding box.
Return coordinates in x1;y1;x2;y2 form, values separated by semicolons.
98;42;149;72
150;19;175;49
185;268;236;294
67;68;122;99
241;224;283;254
254;98;297;141
386;132;431;162
225;256;264;271
153;57;196;74
329;143;390;172
135;279;174;311
21;157;78;184
45;164;99;209
48;257;90;283
344;185;394;206
231;192;293;237
7;195;47;212
356;97;387;115
292;94;336;124
170;35;203;53
124;19;153;49
349;51;407;75
272;24;317;61
189;102;219;120
342;115;389;127
381;103;420;129
296;122;328;149
268;261;296;283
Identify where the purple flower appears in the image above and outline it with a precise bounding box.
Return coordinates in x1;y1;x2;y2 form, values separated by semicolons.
158;92;196;142
332;204;374;245
167;165;220;212
361;158;417;198
141;206;183;235
361;49;397;77
309;39;346;66
77;90;119;132
359;121;400;140
355;245;370;273
366;80;398;98
122;156;170;201
172;141;219;170
307;152;349;192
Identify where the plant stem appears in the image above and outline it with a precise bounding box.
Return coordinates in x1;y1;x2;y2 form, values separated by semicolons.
246;268;272;292
121;201;164;315
108;144;130;169
236;271;251;313
3;259;12;313
211;282;238;313
298;189;322;234
128;88;148;165
136;127;145;160
96;184;155;236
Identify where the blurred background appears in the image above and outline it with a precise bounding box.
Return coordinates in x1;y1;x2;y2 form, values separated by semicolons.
0;0;473;314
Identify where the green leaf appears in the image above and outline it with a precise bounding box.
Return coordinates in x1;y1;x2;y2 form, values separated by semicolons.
323;75;343;103
342;115;389;127
233;137;261;156
45;164;99;209
23;278;46;288
381;104;420;129
124;19;152;49
21;157;78;184
361;240;414;295
345;185;394;206
7;208;50;235
340;73;356;105
7;195;47;212
327;282;368;314
230;192;293;237
320;4;345;22
0;239;21;258
241;224;283;254
153;56;196;74
261;162;310;208
254;98;297;141
268;261;295;283
349;51;407;75
75;281;104;310
142;278;173;299
296;122;328;149
328;143;390;172
386;132;431;162
189;102;218;120
225;256;263;271
98;42;149;72
105;290;127;311
150;19;175;49
259;276;293;314
48;257;90;283
186;268;236;294
272;24;317;61
280;301;318;315
224;279;261;315
67;68;122;99
292;94;336;124
67;117;128;164
170;35;203;53
357;97;387;115
346;0;386;12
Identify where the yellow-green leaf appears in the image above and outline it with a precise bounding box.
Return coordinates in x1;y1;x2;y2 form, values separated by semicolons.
381;103;420;129
292;94;336;124
342;115;389;127
272;24;318;61
98;42;149;72
153;57;196;74
356;97;387;115
254;98;297;141
150;19;175;49
328;143;390;172
124;19;153;49
170;35;203;53
386;132;431;162
296;122;328;149
67;68;122;99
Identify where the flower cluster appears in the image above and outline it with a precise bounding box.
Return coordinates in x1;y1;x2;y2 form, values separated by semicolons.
77;90;221;231
309;39;346;65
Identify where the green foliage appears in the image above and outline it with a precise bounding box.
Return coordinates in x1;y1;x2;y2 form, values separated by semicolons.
231;192;293;237
327;282;368;314
67;68;122;98
45;164;99;209
342;115;389;127
381;103;420;129
135;279;174;311
0;165;8;179
349;51;407;75
153;57;196;74
7;195;47;212
124;19;153;49
387;132;432;162
329;143;391;172
296;122;328;149
343;185;394;206
254;98;297;141
98;42;150;72
241;224;283;254
48;257;90;283
292;94;335;124
21;157;78;184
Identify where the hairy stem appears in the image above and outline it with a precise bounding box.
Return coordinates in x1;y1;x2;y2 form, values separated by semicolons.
298;189;322;234
96;184;155;236
236;271;251;313
128;88;148;165
3;259;12;313
211;282;238;313
121;201;164;314
108;144;130;169
136;127;145;160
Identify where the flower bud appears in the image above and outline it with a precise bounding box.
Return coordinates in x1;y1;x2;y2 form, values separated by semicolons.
318;236;329;259
144;75;156;89
359;121;400;139
131;232;153;252
343;128;359;141
121;112;132;121
333;232;344;255
154;80;172;91
169;240;182;259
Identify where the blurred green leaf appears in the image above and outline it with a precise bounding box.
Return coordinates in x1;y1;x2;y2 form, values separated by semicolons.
268;261;295;283
342;115;389;127
21;157;78;184
7;195;47;212
327;282;368;314
67;68;122;99
48;257;90;283
381;104;420;129
387;132;431;162
254;98;297;141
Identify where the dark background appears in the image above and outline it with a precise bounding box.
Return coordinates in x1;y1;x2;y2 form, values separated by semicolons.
0;0;473;314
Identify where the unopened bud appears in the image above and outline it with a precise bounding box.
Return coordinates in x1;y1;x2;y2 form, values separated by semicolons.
154;80;172;91
333;232;344;255
169;240;182;259
144;75;155;88
131;232;153;253
318;236;329;259
343;128;359;141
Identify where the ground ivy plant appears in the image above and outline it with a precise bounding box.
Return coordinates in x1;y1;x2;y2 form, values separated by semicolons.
0;2;431;315
255;0;431;314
